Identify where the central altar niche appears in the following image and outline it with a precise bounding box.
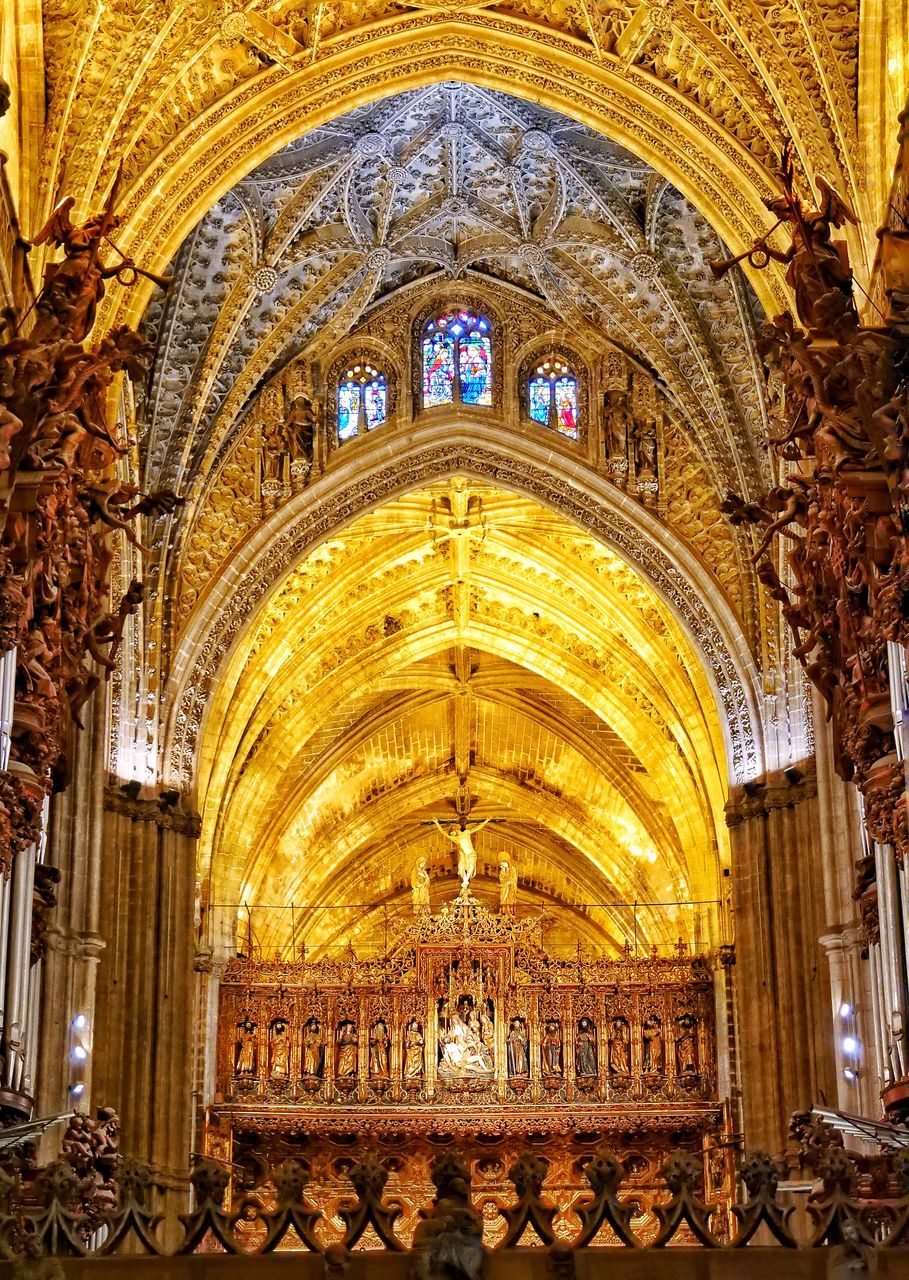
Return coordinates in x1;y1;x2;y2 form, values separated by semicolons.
212;896;719;1116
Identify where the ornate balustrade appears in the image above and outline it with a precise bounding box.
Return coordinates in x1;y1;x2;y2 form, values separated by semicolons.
1;1141;908;1272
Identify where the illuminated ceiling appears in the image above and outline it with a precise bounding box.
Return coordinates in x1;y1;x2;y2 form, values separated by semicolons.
196;479;728;957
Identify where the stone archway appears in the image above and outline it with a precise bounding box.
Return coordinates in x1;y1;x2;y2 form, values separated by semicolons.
163;427;763;795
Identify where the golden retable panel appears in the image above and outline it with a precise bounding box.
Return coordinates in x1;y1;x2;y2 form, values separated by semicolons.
215;895;718;1117
207;895;727;1247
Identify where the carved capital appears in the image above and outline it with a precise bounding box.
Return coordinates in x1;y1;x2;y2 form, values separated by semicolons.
724;765;818;827
103;785;201;837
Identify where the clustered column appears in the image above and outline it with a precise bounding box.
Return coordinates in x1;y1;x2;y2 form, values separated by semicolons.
0;648;49;1122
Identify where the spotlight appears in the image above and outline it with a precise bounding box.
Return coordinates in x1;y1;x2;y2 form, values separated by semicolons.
839;1002;853;1018
742;780;765;798
70;1083;85;1097
72;1014;88;1030
783;766;804;785
159;789;180;808
843;1069;857;1081
72;1045;88;1062
842;1036;858;1054
119;780;141;800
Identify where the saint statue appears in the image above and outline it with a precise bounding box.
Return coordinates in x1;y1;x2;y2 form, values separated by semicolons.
542;1021;563;1076
675;1015;698;1075
336;1021;358;1077
576;1019;597;1077
235;1018;257;1076
282;392;317;465
404;1021;424;1079
603;388;629;458
608;1018;629;1076
261;417;286;488
479;1006;495;1056
269;1019;290;1078
633;419;658;476
411;856;431;914
369;1021;391;1077
642;1017;664;1074
433;816;492;895
303;1020;324;1077
499;858;518;915
507;1019;530;1078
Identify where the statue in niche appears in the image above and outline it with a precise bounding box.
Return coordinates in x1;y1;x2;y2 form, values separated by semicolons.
370;1020;391;1078
261;417;286;488
642;1016;664;1074
336;1021;358;1077
632;418;658;476
603;388;629;458
282;392;317;468
404;1020;425;1079
268;1018;290;1078
438;996;493;1078
498;857;517;915
675;1014;699;1075
576;1018;597;1077
542;1020;563;1076
235;1017;257;1076
411;855;431;914
608;1018;630;1076
479;1004;495;1059
433;817;492;895
507;1018;530;1078
302;1019;324;1077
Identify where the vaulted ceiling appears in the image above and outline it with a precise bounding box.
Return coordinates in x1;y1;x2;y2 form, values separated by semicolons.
197;479;728;957
140;82;768;504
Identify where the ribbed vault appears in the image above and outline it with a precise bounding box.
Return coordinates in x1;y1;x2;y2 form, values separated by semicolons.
198;477;729;958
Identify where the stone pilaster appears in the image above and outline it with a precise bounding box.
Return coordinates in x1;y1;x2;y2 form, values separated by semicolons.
36;697;106;1128
727;763;838;1156
91;787;199;1209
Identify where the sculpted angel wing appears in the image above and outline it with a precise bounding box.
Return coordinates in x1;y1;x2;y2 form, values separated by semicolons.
816;175;857;227
30;196;77;247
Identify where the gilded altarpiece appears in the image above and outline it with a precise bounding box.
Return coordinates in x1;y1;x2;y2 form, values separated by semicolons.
206;900;729;1244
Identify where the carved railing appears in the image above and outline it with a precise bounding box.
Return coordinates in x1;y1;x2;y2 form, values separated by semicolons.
1;1145;908;1263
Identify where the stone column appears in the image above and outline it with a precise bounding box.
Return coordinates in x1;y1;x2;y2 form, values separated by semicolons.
35;695;106;1126
727;763;839;1156
91;788;199;1211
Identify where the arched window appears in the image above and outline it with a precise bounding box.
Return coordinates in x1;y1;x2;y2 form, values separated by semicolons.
527;357;579;440
421;311;492;409
337;363;387;442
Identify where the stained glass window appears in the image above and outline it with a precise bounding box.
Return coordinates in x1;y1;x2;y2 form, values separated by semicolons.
527;358;579;440
422;331;456;407
422;311;492;409
337;363;387;442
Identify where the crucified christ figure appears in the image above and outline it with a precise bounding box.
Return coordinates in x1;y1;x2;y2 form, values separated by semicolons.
432;817;492;895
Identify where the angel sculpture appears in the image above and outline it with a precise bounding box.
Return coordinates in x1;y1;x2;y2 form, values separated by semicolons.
710;145;858;336
28;167;171;344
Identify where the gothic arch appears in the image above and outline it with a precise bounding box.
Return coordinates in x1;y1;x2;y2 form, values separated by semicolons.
162;420;764;796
